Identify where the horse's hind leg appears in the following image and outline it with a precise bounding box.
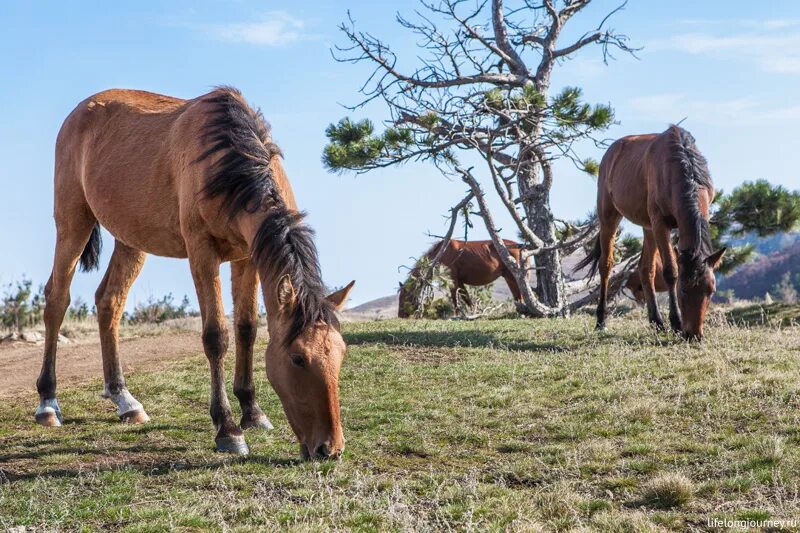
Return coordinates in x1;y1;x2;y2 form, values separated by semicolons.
231;259;272;431
188;243;247;454
95;240;149;423
640;230;665;330
502;269;522;302
450;279;470;315
35;213;96;426
596;207;623;331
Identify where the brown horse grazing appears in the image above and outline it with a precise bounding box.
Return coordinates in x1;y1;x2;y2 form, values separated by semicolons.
575;125;725;339
35;87;355;459
398;239;528;317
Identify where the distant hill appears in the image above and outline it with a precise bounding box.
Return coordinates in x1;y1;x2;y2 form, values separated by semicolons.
718;238;800;300
726;231;800;256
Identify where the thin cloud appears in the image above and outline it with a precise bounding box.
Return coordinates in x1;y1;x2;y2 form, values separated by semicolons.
648;20;800;75
627;93;800;125
211;12;314;46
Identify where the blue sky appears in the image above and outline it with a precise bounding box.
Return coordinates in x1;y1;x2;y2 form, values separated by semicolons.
0;1;798;310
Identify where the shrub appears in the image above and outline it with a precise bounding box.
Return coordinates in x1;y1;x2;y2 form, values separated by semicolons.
126;294;196;324
771;272;799;304
66;297;92;321
0;278;44;333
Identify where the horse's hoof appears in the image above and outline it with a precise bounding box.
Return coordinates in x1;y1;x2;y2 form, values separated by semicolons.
216;435;250;455
35;411;62;427
241;413;273;431
595;323;607;332
120;409;150;424
35;399;62;427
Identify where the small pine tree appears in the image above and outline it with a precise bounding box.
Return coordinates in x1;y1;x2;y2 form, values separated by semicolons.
711;182;800;275
772;272;798;304
0;278;43;333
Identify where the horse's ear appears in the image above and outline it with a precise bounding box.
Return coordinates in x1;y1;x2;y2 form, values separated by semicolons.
705;248;727;270
277;275;296;315
327;280;355;311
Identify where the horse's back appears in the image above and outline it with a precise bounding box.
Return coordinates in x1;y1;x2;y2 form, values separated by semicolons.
54;89;206;257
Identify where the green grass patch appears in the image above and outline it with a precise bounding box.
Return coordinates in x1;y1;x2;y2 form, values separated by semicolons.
1;314;800;529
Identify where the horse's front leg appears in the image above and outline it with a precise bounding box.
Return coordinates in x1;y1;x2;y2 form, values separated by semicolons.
652;220;681;333
188;244;248;454
231;259;272;431
640;230;665;331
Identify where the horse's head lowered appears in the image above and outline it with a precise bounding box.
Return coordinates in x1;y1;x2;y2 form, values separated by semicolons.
265;277;355;460
678;248;726;340
397;281;414;318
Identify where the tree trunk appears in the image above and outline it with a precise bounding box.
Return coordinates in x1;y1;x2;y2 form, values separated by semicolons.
523;183;568;316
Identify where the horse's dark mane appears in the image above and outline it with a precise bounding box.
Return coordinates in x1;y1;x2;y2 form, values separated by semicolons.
669;125;714;282
196;86;337;344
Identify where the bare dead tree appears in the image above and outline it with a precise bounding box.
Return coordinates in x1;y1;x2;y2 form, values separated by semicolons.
324;0;637;317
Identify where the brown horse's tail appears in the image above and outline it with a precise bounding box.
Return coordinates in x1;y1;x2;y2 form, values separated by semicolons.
573;236;600;278
79;223;102;272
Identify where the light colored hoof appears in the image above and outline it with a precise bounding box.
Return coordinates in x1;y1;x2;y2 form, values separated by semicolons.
241;414;273;431
216;434;249;455
35;399;62;427
35;411;62;427
120;409;150;424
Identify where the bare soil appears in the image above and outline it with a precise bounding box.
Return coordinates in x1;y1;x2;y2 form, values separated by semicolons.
0;331;202;398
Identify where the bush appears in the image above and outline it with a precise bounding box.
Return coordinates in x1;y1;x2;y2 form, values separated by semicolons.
0;278;44;333
66;297;92;321
401;257;502;319
771;272;799;304
126;294;196;324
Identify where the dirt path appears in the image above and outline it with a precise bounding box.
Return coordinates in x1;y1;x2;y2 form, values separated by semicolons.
0;331;205;398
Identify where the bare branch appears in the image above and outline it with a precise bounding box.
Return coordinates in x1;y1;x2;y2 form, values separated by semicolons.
491;0;529;76
456;166;562;317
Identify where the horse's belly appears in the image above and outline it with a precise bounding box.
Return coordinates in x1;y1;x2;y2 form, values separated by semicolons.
96;213;188;258
608;185;651;228
87;190;188;257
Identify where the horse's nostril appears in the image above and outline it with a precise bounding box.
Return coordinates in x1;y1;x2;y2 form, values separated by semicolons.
315;443;330;459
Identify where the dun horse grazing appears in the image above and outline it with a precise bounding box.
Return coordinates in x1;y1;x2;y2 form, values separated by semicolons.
398;239;528;317
36;88;355;458
576;125;725;339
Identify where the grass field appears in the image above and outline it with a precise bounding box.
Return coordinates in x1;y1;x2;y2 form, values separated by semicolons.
1;307;800;531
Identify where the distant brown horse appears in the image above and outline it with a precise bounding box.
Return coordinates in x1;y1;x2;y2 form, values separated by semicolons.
398;239;528;317
624;256;667;303
36;87;354;458
576;125;725;339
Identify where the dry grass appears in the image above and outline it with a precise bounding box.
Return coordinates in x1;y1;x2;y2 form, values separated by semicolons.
1;308;799;530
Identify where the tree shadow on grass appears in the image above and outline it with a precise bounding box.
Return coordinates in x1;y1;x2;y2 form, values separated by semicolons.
0;447;301;483
343;328;571;353
344;322;693;352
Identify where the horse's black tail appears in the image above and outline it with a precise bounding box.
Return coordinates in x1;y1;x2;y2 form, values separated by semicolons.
79;223;102;272
573;236;601;278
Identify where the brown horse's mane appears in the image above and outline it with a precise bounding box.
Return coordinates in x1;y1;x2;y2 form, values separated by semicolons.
196;86;338;344
669;125;714;282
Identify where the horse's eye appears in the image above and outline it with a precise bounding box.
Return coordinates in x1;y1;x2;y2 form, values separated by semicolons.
291;354;306;368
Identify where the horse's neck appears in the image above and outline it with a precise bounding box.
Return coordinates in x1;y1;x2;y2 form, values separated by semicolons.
675;197;711;254
260;274;284;335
